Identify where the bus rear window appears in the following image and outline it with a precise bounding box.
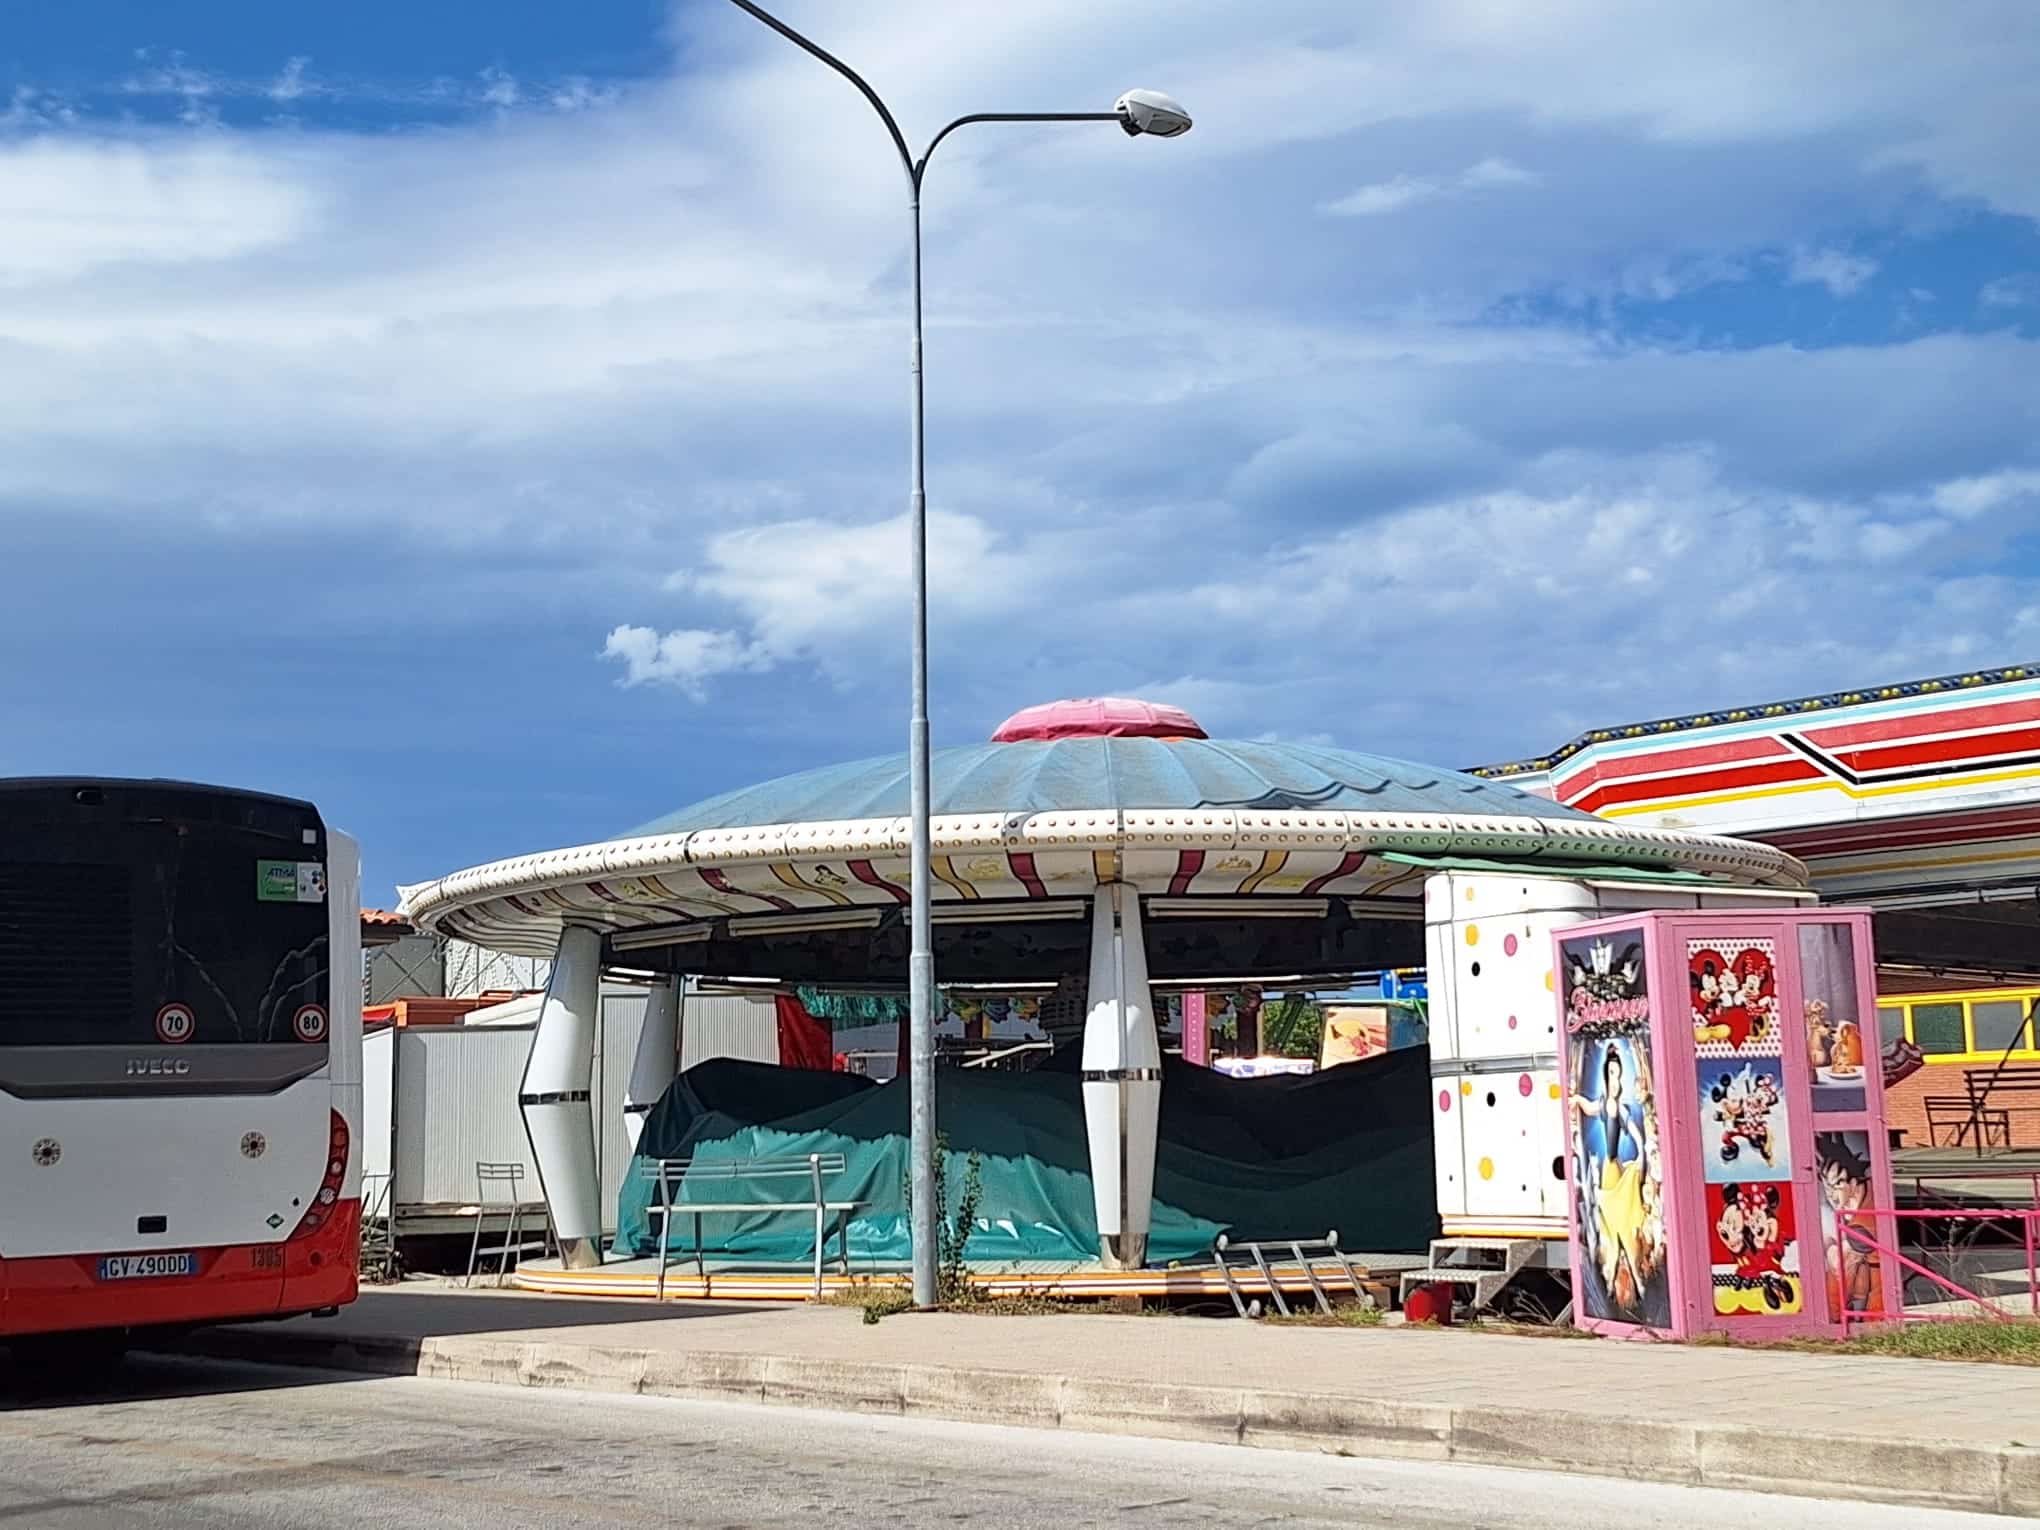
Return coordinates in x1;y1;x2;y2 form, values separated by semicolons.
0;823;329;1049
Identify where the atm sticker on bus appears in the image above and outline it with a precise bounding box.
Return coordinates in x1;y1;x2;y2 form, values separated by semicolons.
155;1003;196;1044
257;860;327;904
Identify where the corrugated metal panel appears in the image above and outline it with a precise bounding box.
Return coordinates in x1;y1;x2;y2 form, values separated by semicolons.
680;991;779;1069
361;1028;393;1183
394;1028;540;1205
597;991;646;1233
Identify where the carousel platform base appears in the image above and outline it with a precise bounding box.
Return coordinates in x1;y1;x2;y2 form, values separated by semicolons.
509;1251;1428;1304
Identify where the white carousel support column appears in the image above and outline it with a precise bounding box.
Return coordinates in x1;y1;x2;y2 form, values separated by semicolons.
520;924;604;1269
1081;883;1162;1270
624;977;683;1153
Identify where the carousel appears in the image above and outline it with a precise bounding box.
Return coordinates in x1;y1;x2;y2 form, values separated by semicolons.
397;698;1806;1300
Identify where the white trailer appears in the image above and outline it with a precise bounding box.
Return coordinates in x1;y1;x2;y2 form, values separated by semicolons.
359;987;777;1251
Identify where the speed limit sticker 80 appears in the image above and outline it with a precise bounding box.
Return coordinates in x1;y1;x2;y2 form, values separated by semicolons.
292;1004;328;1043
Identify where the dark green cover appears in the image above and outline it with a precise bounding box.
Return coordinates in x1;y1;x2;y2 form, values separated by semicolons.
616;1047;1437;1267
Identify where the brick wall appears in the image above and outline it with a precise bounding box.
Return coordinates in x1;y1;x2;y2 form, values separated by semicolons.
1885;1066;1936;1149
1885;1062;2040;1149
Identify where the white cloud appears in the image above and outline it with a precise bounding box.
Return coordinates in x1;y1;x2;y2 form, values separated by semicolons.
1323;157;1538;217
0;136;322;281
0;0;2030;765
549;77;618;113
1982;273;2040;309
476;67;521;109
1460;157;1539;189
1787;247;1879;297
269;57;311;104
601;624;769;697
1931;470;2040;518
636;508;1056;690
1322;174;1440;218
2;86;77;128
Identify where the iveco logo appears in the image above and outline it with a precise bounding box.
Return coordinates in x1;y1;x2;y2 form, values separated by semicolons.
126;1058;192;1077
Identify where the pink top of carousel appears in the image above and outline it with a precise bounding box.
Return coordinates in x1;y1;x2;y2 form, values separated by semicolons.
990;697;1209;743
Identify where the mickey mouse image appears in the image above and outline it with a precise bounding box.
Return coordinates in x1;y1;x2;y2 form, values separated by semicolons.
1710;1064;1780;1166
1716;1181;1795;1311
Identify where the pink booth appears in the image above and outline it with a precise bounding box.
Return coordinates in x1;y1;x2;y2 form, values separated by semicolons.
1558;907;1901;1339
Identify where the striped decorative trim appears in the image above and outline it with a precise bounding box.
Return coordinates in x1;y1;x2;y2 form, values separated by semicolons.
396;808;1805;955
1470;662;2040;779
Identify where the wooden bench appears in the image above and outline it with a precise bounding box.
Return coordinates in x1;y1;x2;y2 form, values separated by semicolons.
1962;1066;2040;1154
639;1152;860;1299
1926;1095;2011;1150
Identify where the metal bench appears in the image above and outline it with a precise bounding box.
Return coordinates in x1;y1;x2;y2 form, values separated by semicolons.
1926;1095;2011;1150
1952;1065;2040;1154
464;1162;555;1286
639;1152;860;1299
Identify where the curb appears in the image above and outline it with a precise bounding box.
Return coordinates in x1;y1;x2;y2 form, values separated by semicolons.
150;1326;2040;1517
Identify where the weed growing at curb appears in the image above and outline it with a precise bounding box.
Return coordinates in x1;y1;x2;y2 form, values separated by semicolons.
1270;1302;1387;1329
1751;1320;2040;1367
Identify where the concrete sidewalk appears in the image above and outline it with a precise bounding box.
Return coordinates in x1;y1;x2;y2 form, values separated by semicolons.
158;1287;2040;1517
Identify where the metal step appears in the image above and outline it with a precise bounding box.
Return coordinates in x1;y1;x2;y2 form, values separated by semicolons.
1398;1237;1536;1311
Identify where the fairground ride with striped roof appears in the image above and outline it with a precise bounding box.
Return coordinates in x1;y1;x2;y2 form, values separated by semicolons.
1472;662;2040;978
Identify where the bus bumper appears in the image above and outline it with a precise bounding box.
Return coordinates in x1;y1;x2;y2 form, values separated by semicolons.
1;1199;360;1339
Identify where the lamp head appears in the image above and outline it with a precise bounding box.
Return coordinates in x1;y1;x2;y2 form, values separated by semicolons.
1114;89;1192;138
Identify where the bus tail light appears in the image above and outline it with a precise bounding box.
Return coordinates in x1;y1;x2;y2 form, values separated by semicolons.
288;1111;350;1241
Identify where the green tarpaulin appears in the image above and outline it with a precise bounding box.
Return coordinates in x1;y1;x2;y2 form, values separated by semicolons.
616;1047;1438;1267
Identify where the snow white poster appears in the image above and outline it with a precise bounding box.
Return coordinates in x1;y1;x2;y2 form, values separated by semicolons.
1564;932;1672;1329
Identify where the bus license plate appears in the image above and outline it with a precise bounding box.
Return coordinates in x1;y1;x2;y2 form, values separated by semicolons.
98;1252;197;1281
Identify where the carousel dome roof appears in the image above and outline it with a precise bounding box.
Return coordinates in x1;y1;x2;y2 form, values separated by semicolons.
628;723;1594;837
398;695;1805;957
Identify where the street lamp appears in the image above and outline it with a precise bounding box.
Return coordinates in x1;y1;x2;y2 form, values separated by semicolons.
722;0;1191;1310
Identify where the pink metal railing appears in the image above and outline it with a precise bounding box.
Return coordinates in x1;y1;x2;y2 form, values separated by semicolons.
1837;1205;2040;1336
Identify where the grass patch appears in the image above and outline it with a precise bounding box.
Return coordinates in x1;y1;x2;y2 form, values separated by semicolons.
822;1280;914;1325
1270;1302;1388;1329
822;1279;1139;1322
1799;1320;2040;1366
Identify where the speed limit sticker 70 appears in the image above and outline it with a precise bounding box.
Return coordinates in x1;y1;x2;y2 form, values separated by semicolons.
155;1003;196;1044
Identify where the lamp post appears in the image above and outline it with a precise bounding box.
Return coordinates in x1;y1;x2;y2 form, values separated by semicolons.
722;0;1191;1310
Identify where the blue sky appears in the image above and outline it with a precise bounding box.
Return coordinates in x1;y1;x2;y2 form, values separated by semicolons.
3;2;2038;906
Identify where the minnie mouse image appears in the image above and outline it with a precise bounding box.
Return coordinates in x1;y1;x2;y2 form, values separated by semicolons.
1691;945;1777;1050
1710;1065;1780;1166
1715;1181;1797;1312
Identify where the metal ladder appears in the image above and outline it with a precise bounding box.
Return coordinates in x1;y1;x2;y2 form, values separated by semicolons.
1215;1231;1364;1318
358;1173;397;1283
1397;1237;1536;1312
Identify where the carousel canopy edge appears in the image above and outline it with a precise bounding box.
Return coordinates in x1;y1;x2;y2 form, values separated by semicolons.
398;809;1807;948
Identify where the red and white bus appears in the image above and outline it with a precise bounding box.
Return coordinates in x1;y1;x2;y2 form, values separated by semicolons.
0;779;361;1354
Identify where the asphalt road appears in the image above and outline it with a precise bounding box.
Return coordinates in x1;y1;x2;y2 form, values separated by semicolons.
0;1352;2009;1528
